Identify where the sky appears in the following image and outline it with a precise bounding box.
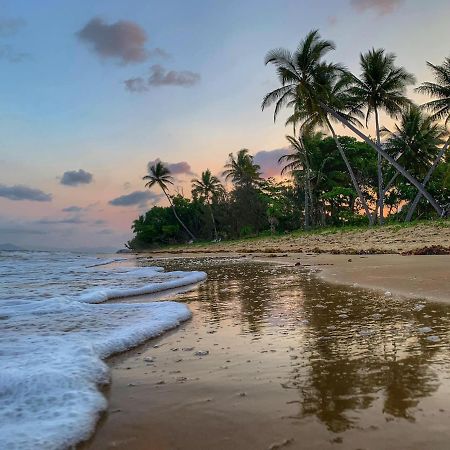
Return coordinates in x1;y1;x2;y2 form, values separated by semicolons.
0;0;448;251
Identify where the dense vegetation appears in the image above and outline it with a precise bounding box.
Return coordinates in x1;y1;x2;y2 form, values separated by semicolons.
128;31;449;250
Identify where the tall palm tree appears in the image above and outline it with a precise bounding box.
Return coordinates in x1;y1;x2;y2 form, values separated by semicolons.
385;106;446;174
348;48;415;224
222;149;261;187
143;161;196;241
279;131;323;228
406;57;450;220
191;169;225;240
417;57;450;126
262;30;374;224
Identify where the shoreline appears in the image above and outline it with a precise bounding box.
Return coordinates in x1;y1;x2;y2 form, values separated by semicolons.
143;252;450;304
83;254;450;449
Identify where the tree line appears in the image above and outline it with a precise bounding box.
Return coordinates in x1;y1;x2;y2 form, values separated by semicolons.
128;30;449;249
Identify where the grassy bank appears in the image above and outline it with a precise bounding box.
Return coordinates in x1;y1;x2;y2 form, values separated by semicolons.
140;220;450;255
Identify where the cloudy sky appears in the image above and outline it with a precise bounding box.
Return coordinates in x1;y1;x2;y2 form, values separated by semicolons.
0;0;448;250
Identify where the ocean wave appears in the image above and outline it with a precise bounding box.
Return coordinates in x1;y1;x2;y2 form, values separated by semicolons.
0;254;206;449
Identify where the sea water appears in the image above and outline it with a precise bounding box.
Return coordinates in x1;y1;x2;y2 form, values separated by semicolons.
0;251;206;450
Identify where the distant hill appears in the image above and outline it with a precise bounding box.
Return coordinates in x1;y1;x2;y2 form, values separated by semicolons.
0;243;24;251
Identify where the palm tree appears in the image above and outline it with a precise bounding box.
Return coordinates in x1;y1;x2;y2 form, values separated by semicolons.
348;48;415;224
385;106;446;173
191;169;225;240
262;30;374;224
417;57;450;126
143;161;196;241
222;149;261;187
279;131;323;228
273;31;444;218
406;57;450;220
319;102;444;217
383;106;447;220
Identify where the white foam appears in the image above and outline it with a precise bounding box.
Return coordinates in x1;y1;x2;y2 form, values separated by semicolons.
0;253;207;449
76;270;207;303
85;257;128;267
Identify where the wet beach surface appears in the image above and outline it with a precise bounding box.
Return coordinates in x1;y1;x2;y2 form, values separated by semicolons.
84;257;450;450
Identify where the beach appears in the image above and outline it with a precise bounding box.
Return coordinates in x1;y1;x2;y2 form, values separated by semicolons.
148;222;450;256
83;254;450;450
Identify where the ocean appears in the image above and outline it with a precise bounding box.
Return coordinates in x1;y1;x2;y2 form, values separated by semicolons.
0;251;206;449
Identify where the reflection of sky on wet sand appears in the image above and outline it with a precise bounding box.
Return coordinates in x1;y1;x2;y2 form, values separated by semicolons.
155;257;450;441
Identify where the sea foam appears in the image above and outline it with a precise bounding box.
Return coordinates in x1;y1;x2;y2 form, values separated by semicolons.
0;253;206;449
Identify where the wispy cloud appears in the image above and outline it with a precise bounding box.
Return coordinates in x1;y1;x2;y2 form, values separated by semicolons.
350;0;404;14
0;184;52;202
147;159;195;176
0;45;30;63
60;169;93;186
148;64;200;87
62;206;83;213
253;148;288;178
76;18;148;64
125;64;200;91
35;216;85;225
0;17;29;63
109;190;163;207
0;18;26;37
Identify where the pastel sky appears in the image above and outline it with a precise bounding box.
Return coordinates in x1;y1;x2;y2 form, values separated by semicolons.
0;0;448;250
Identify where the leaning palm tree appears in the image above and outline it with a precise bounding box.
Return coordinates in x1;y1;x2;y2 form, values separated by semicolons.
191;169;225;240
383;106;447;221
406;57;450;220
348;48;415;223
262;30;374;224
143;161;196;241
222;149;262;188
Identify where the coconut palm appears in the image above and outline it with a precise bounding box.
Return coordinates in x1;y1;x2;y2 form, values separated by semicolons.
262;30;374;224
406;57;450;220
319;102;444;217
222;149;261;188
279;131;324;228
385;106;446;174
143;161;196;241
191;169;225;240
417;57;450;126
348;48;415;223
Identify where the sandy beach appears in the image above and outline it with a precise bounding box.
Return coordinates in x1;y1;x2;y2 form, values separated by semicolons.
83;253;450;450
148;222;450;256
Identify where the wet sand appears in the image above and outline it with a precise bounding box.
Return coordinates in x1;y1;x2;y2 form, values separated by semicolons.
83;256;450;450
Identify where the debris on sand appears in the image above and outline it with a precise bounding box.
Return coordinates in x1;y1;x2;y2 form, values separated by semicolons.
402;245;450;255
268;438;294;449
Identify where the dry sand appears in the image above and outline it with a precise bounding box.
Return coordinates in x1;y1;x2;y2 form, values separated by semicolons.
149;222;450;255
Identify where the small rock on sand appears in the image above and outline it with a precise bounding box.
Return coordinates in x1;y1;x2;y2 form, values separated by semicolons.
268;438;294;449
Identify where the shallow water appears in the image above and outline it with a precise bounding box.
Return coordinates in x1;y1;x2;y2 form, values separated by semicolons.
87;256;450;450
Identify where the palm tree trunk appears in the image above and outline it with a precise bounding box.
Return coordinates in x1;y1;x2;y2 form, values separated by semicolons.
298;132;312;228
375;108;384;224
321;104;444;217
405;136;450;221
304;185;310;229
326;117;374;225
208;201;219;241
163;189;196;241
